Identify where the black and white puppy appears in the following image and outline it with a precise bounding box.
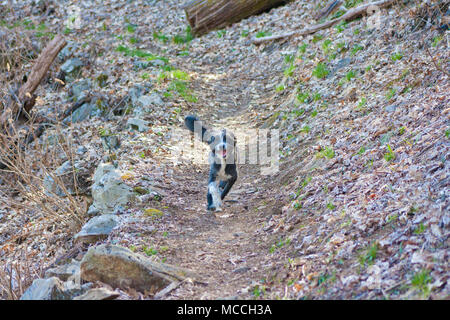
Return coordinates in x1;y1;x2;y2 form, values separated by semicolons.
185;115;238;211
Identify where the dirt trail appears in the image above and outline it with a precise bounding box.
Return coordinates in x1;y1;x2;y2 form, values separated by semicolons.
136;64;284;299
164;113;274;299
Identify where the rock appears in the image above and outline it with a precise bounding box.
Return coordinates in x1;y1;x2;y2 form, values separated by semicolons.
233;267;250;274
80;245;171;293
131;93;164;117
44;260;81;282
331;57;351;75
76;146;88;155
137;93;164;108
43;160;92;197
58;40;78;61
80;244;200;293
64;103;95;123
133;60;150;70
21;278;62;300
128;85;150;105
101;135;121;151
74;214;120;244
61;58;83;75
149;59;165;67
73;287;120;300
89;163;135;214
127;118;149;132
385;104;398;112
87;205;101;217
43;160;74;197
69;78;92;102
20;277;91;300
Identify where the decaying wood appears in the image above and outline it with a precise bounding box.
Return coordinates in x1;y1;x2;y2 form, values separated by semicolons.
252;0;395;44
18;35;66;110
0;35;66;169
1;35;66;128
184;0;291;36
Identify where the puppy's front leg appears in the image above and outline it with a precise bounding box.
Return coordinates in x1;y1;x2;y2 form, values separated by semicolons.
207;172;222;212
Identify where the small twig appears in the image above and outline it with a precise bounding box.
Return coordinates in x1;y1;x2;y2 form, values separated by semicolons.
153;281;181;299
315;0;342;21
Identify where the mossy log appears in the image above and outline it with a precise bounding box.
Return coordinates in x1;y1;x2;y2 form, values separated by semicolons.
184;0;291;35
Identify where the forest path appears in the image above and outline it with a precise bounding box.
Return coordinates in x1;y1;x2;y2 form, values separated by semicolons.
140;61;285;299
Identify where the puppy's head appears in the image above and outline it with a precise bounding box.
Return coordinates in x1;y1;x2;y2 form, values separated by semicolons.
207;129;237;162
185;115;237;163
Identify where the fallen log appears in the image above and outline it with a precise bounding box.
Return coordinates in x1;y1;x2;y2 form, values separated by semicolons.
1;34;66;128
0;35;66;169
184;0;292;36
252;0;395;44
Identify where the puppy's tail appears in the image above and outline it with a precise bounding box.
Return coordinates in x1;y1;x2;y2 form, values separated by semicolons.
185;115;210;143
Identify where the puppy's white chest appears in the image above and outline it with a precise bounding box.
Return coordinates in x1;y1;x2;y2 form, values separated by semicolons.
217;164;231;180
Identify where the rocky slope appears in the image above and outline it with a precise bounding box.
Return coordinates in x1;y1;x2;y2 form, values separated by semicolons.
0;0;448;299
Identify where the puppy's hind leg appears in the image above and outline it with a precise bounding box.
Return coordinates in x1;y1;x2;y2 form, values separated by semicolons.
220;175;237;200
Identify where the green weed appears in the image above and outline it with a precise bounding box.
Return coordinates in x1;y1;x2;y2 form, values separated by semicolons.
351;44;364;56
411;269;432;297
391;52;403;61
384;144;395;162
255;30;272;38
312;62;329;79
359;242;378;267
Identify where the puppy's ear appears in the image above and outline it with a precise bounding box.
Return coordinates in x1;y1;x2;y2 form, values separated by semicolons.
185;115;209;143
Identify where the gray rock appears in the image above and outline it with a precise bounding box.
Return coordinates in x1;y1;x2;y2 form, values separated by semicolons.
58;41;78;61
80;245;171;293
80;244;201;293
20;278;64;300
64;103;94;123
43;160;74;197
43;160;95;197
385;104;398;112
73;287;120;300
20;277;91;300
69;78;92;100
89;163;135;215
128;85;148;105
44;260;81;282
127;118;149;132
332;57;352;75
76;146;88;155
133;60;149;70
149;59;165;67
87;205;101;217
61;58;83;74
43;160;93;197
232;267;251;274
136;93;163;108
74;214;120;244
101;135;120;151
